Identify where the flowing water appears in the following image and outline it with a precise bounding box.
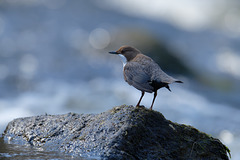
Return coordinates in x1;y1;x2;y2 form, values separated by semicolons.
0;0;239;159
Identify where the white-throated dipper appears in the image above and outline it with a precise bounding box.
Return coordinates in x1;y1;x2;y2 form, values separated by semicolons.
109;45;183;110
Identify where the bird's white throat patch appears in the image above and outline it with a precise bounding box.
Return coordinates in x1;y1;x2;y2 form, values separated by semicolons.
118;54;127;67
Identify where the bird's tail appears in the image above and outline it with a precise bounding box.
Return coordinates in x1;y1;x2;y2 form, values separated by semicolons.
175;80;183;83
165;80;182;92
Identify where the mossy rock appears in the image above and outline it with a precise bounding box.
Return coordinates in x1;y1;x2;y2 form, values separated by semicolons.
3;105;230;159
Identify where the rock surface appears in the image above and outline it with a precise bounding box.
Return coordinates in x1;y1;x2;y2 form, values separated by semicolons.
3;105;230;159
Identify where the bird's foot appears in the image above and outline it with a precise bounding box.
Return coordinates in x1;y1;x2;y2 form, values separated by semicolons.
136;105;145;108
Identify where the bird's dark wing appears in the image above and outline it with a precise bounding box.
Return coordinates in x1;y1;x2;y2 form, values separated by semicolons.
124;62;154;93
147;60;183;91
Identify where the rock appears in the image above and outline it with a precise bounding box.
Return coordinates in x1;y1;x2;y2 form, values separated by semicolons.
3;105;230;160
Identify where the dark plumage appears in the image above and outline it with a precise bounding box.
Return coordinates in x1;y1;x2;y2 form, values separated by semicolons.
109;45;183;110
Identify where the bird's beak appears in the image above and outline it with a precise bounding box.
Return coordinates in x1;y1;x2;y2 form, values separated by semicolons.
109;51;118;54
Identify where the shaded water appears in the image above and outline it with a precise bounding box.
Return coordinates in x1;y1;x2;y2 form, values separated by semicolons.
0;137;86;160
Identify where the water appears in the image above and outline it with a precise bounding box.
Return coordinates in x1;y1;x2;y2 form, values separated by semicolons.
0;137;101;160
0;0;239;159
0;137;75;160
0;79;239;159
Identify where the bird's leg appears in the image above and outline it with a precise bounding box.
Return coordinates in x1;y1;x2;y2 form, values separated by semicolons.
136;91;145;107
150;91;157;110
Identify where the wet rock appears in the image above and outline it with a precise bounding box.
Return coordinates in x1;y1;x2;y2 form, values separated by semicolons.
3;105;230;159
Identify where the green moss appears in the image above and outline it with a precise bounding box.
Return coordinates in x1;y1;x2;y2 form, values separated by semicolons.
78;134;86;141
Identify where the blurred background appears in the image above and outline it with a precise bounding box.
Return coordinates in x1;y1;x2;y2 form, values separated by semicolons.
0;0;239;159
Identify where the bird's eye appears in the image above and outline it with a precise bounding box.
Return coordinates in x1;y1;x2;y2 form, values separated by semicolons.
121;50;125;54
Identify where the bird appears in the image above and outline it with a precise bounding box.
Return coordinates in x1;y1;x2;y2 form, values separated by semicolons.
109;45;183;110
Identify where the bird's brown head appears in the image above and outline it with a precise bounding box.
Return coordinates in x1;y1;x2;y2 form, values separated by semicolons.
109;45;141;61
